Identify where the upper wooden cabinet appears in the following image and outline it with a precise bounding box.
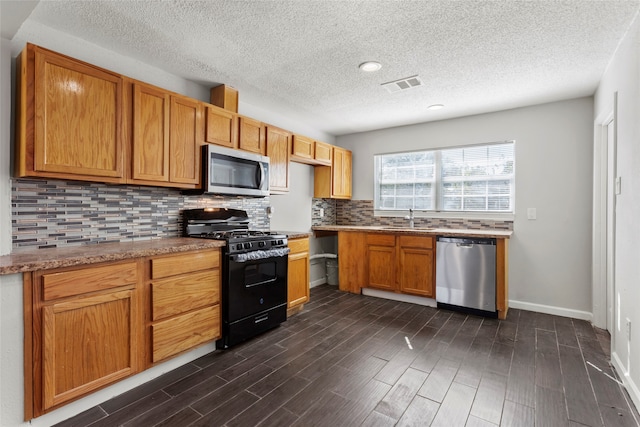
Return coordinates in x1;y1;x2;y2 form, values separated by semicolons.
266;126;290;193
205;104;238;148
314;146;352;199
131;82;202;188
291;134;332;166
15;43;125;183
314;141;333;166
238;116;266;155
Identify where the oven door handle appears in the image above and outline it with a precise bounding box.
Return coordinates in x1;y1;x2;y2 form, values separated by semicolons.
230;248;290;263
246;277;278;288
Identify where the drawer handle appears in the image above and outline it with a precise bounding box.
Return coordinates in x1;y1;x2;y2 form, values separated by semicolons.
254;314;269;324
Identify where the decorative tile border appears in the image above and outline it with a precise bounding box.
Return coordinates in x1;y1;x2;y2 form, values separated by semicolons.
12;179;270;249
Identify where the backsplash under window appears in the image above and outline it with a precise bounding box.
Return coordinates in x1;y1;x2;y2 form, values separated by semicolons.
313;199;513;230
12;179;270;249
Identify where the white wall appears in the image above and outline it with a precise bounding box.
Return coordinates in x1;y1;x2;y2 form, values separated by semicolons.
337;98;595;318
594;13;640;410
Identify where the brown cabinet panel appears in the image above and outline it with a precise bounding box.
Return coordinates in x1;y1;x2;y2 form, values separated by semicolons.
151;250;219;279
314;141;332;165
266;126;290;193
169;95;202;185
238;116;266;155
17;44;125;182
42;262;138;301
205;105;237;148
338;231;367;294
291;134;314;162
151;270;220;321
151;305;220;363
367;233;397;292
42;289;138;410
132;83;170;181
287;237;310;309
398;245;434;297
314;146;352;199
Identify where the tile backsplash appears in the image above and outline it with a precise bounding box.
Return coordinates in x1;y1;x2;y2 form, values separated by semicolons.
314;199;513;230
12;179;270;249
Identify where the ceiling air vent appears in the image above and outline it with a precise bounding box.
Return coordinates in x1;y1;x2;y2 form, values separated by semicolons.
381;75;424;93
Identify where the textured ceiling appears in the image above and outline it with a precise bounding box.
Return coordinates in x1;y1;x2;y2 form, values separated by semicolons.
6;0;640;135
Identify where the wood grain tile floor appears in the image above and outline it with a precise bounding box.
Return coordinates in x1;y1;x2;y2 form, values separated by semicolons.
56;285;640;427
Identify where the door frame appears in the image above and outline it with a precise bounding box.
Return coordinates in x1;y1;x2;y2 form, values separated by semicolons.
592;92;617;334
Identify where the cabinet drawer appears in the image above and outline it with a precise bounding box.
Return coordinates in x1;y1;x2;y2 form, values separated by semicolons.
42;262;138;301
399;235;434;249
151;250;219;279
288;238;309;254
151;270;220;321
367;234;396;246
152;305;220;362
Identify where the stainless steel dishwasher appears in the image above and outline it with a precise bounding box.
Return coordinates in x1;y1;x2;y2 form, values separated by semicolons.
436;236;497;316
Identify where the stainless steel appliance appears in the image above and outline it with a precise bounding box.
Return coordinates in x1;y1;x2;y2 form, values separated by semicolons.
435;236;497;317
183;208;288;348
202;144;270;197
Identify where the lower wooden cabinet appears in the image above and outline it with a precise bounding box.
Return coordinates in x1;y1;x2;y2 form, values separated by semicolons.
287;237;310;312
366;234;435;297
147;250;221;364
24;248;221;418
28;261;141;417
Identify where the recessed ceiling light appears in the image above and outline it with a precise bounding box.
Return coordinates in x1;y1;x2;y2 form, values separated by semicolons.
359;61;382;72
428;104;444;110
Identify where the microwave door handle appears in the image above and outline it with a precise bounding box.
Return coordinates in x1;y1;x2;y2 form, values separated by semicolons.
256;162;264;187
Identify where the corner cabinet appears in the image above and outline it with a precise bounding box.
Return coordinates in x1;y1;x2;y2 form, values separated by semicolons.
287;237;310;315
314;146;352;199
130;82;202;189
266;126;291;194
15;43;125;183
26;261;141;417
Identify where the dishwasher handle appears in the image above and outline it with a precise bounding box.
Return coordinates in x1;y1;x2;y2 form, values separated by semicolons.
437;236;496;246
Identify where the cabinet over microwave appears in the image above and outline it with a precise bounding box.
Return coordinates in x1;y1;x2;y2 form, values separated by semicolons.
200;144;270;197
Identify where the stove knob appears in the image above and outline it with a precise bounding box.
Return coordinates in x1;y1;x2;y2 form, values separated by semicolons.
258;241;265;248
244;242;252;249
278;239;284;245
236;244;244;251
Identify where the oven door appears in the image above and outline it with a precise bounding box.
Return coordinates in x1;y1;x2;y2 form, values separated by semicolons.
226;251;288;322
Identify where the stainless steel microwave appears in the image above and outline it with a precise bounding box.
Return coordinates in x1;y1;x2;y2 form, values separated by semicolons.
202;144;270;197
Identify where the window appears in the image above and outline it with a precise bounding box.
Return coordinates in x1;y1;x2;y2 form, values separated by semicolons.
374;141;514;213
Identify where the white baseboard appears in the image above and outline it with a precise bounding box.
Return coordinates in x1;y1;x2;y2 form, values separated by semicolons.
509;299;593;321
611;351;640;421
361;288;437;307
310;278;327;288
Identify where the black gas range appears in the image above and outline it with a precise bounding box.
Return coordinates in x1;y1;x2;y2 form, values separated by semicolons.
183;208;289;348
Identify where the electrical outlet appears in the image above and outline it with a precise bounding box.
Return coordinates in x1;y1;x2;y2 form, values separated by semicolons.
627;318;632;341
319;208;325;218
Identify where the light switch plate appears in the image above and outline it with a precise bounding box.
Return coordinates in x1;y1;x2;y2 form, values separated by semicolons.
527;208;537;220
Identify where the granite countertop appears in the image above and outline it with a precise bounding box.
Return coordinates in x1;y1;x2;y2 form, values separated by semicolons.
0;238;226;275
312;225;513;239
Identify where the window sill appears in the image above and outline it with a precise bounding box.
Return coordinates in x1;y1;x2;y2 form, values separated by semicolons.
374;210;515;222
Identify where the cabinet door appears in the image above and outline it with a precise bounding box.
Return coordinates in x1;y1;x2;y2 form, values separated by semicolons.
291;134;314;161
288;238;310;308
169;95;202;185
42;289;138;410
398;236;435;297
32;46;124;181
266;126;290;193
238;116;266;155
314;141;332;165
132;83;170;182
205;105;237;148
367;234;396;291
333;147;352;198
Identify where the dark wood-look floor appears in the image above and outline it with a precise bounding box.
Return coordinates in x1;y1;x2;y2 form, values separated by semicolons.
56;285;639;427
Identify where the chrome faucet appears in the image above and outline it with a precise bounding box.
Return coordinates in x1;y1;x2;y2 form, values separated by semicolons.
404;208;415;228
